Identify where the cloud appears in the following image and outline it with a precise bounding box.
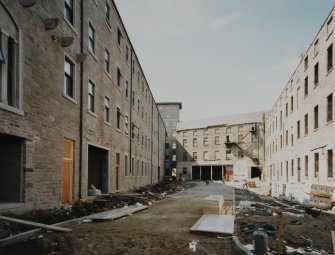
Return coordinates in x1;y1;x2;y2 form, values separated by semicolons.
210;11;246;30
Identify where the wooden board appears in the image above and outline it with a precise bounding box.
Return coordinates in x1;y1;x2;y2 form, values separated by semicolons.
87;204;148;221
191;214;235;235
0;216;71;232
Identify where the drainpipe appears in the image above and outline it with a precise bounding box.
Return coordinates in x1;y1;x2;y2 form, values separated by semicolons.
150;98;154;184
157;112;160;182
78;0;84;199
129;50;133;179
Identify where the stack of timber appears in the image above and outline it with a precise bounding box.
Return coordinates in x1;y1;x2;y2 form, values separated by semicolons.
309;184;334;209
203;195;224;215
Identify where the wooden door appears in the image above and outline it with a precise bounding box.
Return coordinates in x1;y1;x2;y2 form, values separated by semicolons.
116;153;120;190
62;138;73;203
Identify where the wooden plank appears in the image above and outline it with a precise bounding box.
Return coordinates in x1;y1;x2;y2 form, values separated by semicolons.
0;216;71;232
332;230;335;253
87;204;148;221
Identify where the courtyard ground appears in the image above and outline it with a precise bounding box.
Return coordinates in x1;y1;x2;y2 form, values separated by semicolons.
1;181;335;254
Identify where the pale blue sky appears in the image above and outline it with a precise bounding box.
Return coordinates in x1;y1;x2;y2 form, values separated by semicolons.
115;0;335;121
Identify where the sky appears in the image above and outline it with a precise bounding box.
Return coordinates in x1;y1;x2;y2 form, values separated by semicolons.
114;0;335;121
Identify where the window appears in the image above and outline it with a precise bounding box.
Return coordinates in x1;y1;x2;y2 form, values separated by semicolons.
131;157;134;175
117;28;123;46
203;151;208;161
125;80;129;98
280;111;283;130
64;0;74;25
328;149;333;178
304;77;308;97
132;91;135;106
297;87;300;109
183;167;187;175
327;16;333;35
314;105;319;130
285;130;288;146
183;139;187;146
215;128;220;134
104;97;110;122
304;55;308;70
104;49;110;73
193;138;197;147
314;39;319;56
226;150;232;160
165;154;169;160
291;159;294;176
64;57;75;98
117;67;122;87
125;115;129;134
226;127;231;134
238;134;243;142
214;151;220;160
183;152;187;161
88;81;95;112
327;44;333;72
305;155;308;177
193;130;198;136
297;158;301;182
314;153;319;178
203;137;209;146
290;96;293;113
215;136;220;145
125;155;128;176
314;62;319;86
193;152;198;160
105;1;111;26
297;120;300;139
285;103;288;117
126;45;129;62
88;23;95;54
327;94;333;122
304;114;308;135
117;108;121;130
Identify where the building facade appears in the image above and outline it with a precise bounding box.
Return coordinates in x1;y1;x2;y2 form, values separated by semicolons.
264;7;335;202
157;102;182;176
0;0;166;212
176;112;266;182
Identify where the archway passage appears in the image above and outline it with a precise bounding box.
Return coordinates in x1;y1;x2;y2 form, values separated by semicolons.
212;166;223;180
201;166;211;181
192;166;200;180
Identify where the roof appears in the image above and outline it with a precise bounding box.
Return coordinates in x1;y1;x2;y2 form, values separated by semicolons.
177;111;269;131
157;102;182;109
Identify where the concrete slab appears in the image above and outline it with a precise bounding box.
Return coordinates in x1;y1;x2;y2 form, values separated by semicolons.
87;204;149;221
191;214;235;235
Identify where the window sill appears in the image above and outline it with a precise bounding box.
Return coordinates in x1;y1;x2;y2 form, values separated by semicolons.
314;82;319;89
88;49;98;62
314;128;319;132
313;52;319;59
0;103;24;116
304;94;308;99
104;70;112;80
327;67;333;76
87;110;97;118
326;119;333;126
116;128;122;134
62;93;78;105
63;17;78;35
104;121;111;127
327;30;333;41
105;21;112;34
117;44;122;52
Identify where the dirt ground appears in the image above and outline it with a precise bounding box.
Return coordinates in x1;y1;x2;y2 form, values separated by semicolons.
0;182;234;255
1;181;335;254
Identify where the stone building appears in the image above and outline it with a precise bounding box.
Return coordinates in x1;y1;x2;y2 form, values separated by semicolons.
264;6;335;202
176;112;266;181
0;0;166;212
157;102;182;176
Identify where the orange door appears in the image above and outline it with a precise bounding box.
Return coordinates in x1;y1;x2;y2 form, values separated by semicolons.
62;139;74;203
116;153;120;190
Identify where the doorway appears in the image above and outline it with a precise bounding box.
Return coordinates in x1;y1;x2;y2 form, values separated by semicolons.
192;166;200;180
116;153;120;190
0;133;23;202
251;167;261;179
88;145;108;195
